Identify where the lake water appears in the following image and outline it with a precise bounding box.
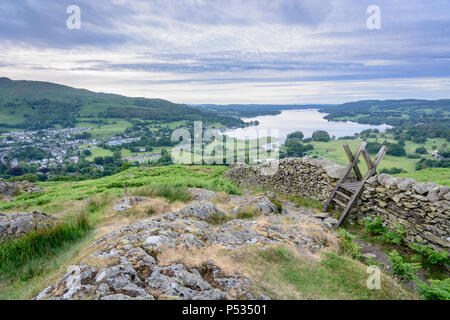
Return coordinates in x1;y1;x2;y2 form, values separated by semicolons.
224;109;391;143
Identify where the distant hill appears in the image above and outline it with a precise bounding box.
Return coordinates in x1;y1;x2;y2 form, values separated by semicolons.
320;99;450;127
0;77;244;130
193;104;335;117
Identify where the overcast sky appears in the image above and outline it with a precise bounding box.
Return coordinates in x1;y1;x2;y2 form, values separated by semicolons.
1;0;450;104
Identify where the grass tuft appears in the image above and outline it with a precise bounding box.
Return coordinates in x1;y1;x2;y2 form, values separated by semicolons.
206;212;233;226
281;194;323;210
0;213;91;281
131;184;191;203
253;246;414;300
236;206;260;220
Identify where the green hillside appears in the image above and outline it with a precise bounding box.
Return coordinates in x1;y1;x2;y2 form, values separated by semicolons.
321;99;450;129
0;77;244;131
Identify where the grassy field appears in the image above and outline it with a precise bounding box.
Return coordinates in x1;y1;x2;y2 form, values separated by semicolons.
83;146;172;161
242;246;414;300
310;139;417;173
0;165;239;214
84;147;114;161
395;168;450;186
309;133;448;176
76;119;132;139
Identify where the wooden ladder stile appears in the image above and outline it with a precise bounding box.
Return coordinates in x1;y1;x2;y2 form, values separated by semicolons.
322;142;367;213
322;142;388;229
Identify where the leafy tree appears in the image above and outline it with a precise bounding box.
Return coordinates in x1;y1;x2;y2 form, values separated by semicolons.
415;147;427;155
312;130;330;142
439;149;450;158
386;143;406;157
286;131;304;140
413;136;427;144
7;167;23;176
285;140;313;157
94;157;105;165
366;142;382;154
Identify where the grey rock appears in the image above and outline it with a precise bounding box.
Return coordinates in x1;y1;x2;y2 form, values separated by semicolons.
107;275;147;297
101;294;133;300
427;188;440;202
397;178;415;191
188;188;218;201
311;158;347;179
377;174;402;189
439;186;450;200
95;264;139;283
363;253;377;259
180;202;222;221
249;196;279;215
323;217;338;228
265;191;276;199
312;212;330;219
113;196;149;212
413;182;437;195
142;236;164;247
34;286;52;300
0;211;56;239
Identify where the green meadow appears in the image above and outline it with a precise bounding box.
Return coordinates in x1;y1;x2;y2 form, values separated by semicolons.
0;165;239;214
309;134;447;177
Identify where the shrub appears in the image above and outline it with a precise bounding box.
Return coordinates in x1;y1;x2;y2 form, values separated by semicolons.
9;174;39;183
269;198;283;213
388;250;421;280
408;244;449;269
337;229;362;260
379;168;406;175
415;147;427;155
415;278;450;300
380;225;407;245
363;217;386;235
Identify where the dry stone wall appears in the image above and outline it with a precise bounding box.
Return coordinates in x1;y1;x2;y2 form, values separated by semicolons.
224;157;450;250
224;157;348;201
352;174;449;250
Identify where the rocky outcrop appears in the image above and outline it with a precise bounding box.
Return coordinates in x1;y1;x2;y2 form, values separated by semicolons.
224;157;348;200
112;197;149;213
0;178;41;198
188;188;219;201
0;179;17;196
0;211;56;239
35;196;332;300
224;157;449;250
